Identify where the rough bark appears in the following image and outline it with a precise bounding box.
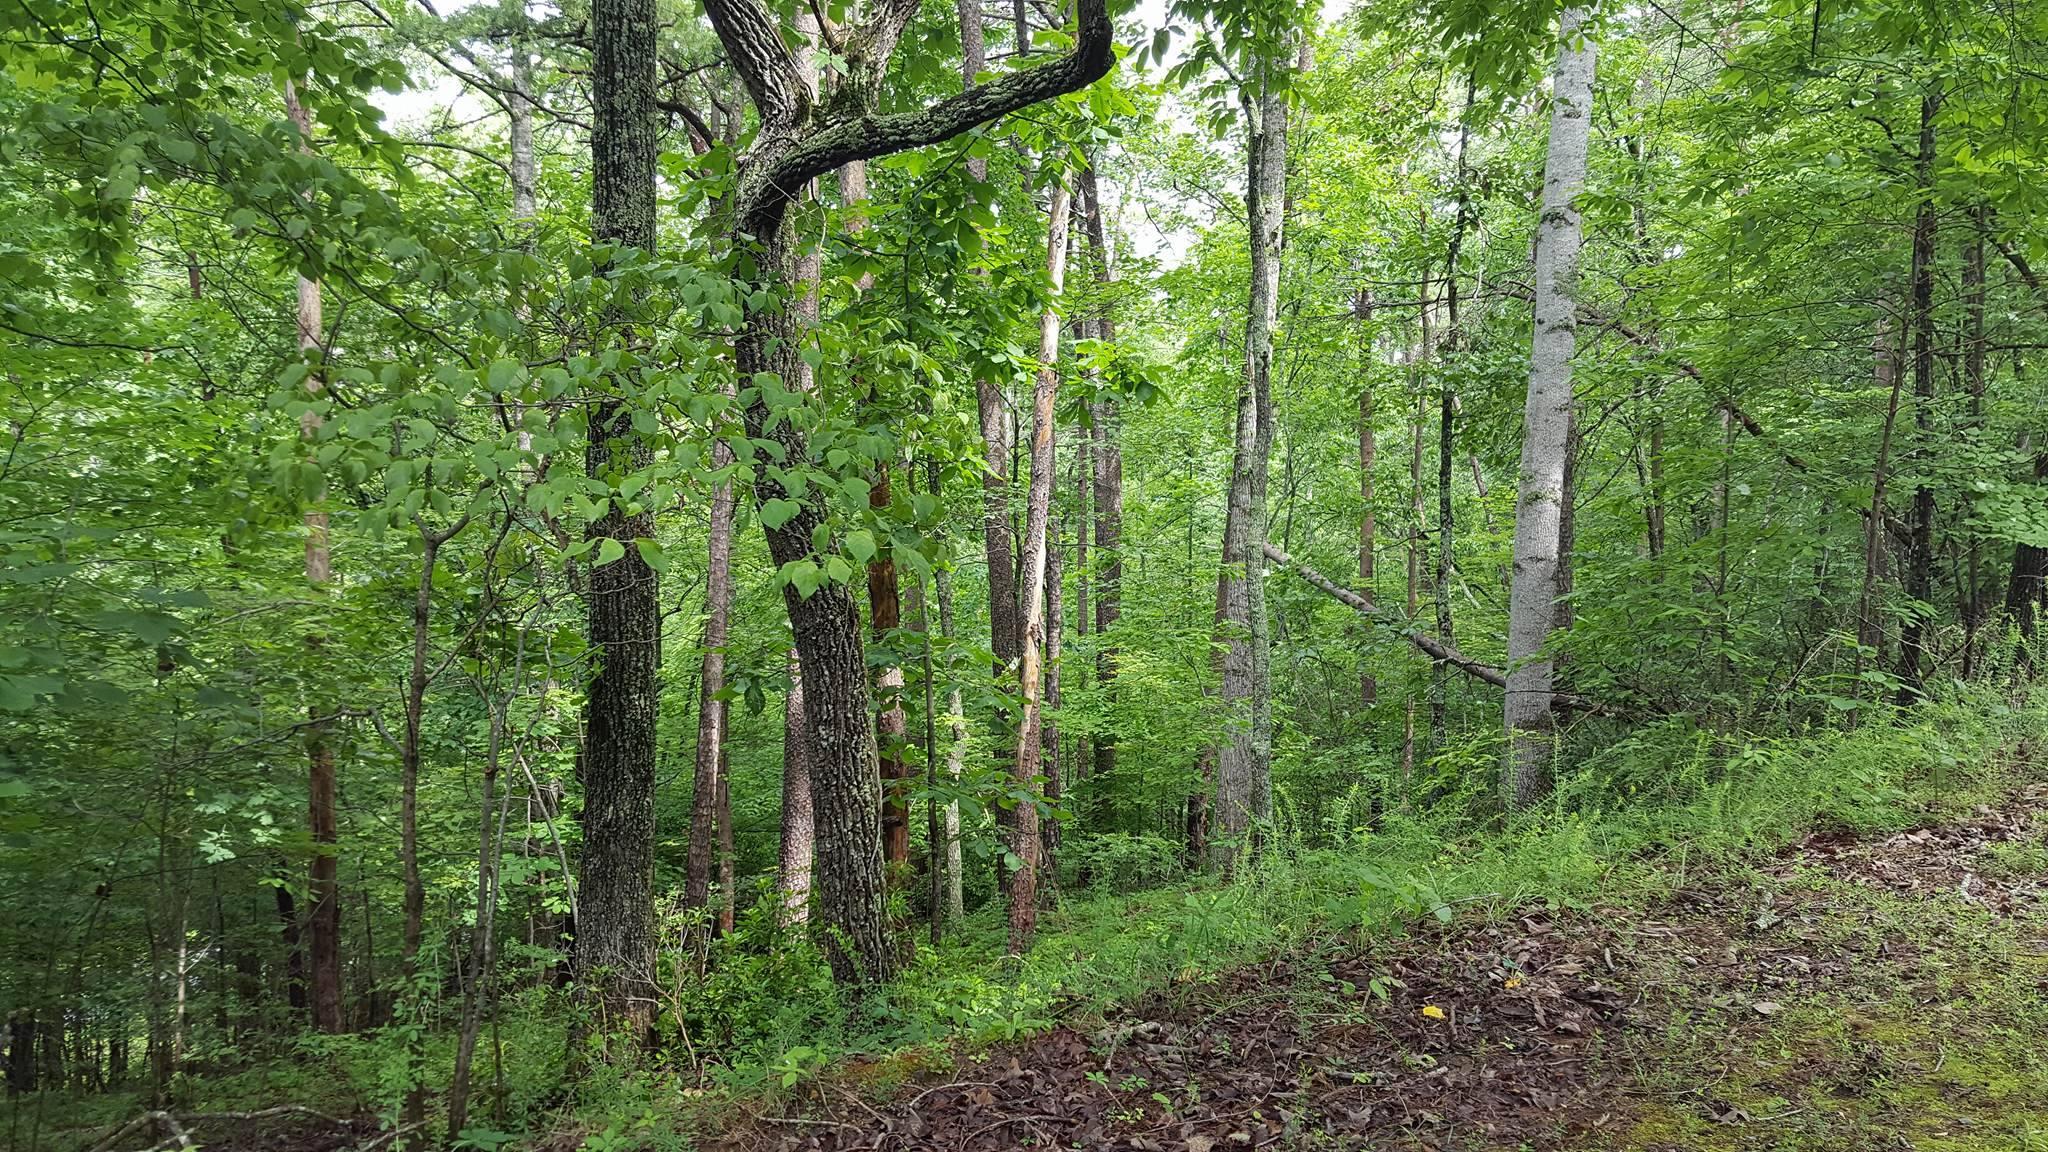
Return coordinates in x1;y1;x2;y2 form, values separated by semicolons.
1211;62;1288;863
283;78;345;1038
1895;87;1940;703
1009;179;1071;953
777;649;814;925
699;0;1112;983
1505;9;1595;809
576;0;662;1037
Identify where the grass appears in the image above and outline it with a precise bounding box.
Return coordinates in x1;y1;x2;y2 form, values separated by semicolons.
19;687;2044;1151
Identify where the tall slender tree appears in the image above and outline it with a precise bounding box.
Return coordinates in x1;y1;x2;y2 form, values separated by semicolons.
1211;38;1294;862
283;77;344;1038
1505;8;1595;809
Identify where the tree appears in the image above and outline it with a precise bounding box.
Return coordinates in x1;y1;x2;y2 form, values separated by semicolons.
575;0;663;1039
1504;7;1595;809
1210;31;1299;863
696;0;1114;983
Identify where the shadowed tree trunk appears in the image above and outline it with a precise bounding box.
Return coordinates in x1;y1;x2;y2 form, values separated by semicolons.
1962;206;1987;677
777;649;814;925
685;383;738;920
283;77;345;1038
1505;8;1595;809
1079;163;1123;791
575;0;661;1038
1355;287;1377;705
697;0;1110;983
1896;86;1941;703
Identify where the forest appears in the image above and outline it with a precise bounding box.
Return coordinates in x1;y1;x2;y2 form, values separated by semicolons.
7;0;2048;1146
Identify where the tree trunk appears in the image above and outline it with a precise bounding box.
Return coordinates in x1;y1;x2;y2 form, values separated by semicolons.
576;0;662;1038
1009;178;1071;953
1432;75;1478;745
448;676;510;1142
1895;87;1941;703
1073;390;1092;786
869;459;911;870
1212;62;1289;863
777;649;814;925
1856;318;1904;712
737;219;893;983
1042;521;1064;876
716;738;735;936
936;572;968;924
1962;205;1987;677
685;385;738;917
1404;320;1426;785
283;77;345;1038
1079;163;1123;787
1505;8;1595;809
697;0;1113;984
399;523;458;1125
1355;288;1377;705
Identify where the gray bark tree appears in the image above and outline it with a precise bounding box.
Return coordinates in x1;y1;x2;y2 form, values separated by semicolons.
1505;8;1595;809
1210;48;1291;864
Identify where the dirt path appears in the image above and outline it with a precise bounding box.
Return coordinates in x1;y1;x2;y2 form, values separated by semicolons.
718;784;2048;1151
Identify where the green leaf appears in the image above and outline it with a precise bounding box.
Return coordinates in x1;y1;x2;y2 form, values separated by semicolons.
760;498;801;530
594;537;627;568
844;529;877;567
635;538;667;572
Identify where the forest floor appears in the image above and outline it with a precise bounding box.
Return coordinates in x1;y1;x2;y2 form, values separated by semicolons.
712;779;2048;1152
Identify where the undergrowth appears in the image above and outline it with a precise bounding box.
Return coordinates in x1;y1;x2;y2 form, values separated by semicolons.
35;687;2038;1149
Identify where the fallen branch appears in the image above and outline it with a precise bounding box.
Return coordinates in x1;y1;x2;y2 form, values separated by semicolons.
1263;543;1622;716
88;1106;349;1152
1263;543;1507;687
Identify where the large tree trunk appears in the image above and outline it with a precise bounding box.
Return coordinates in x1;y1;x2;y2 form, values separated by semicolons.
698;0;1112;984
1895;86;1941;702
283;78;345;1038
1009;179;1072;953
737;219;894;983
576;0;662;1038
1211;62;1289;863
1505;8;1595;809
